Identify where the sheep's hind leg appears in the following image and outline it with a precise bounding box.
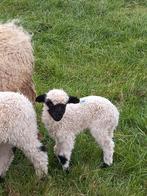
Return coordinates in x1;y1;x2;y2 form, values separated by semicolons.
90;128;114;167
54;135;75;171
0;143;14;181
19;139;48;178
7;132;48;179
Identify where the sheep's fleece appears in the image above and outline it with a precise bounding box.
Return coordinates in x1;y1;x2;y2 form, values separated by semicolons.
36;89;119;170
0;21;36;102
0;92;48;179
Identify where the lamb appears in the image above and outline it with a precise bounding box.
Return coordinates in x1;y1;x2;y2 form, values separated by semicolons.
36;89;119;171
0;92;48;180
0;21;36;103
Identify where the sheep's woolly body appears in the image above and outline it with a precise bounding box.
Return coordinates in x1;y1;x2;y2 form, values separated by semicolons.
0;21;36;102
41;90;119;170
43;96;119;137
0;92;48;178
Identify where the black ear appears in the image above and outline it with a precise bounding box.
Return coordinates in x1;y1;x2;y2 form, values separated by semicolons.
68;96;80;104
36;94;46;103
48;104;66;121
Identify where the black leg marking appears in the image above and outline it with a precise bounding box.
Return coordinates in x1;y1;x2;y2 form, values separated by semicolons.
58;155;67;165
39;145;47;152
12;147;17;153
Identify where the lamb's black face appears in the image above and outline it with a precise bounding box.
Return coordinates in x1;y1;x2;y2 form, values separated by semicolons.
36;93;80;121
46;100;66;121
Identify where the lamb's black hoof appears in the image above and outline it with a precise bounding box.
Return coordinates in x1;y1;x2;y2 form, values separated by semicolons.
100;162;110;168
0;177;5;183
40;176;47;181
64;168;69;174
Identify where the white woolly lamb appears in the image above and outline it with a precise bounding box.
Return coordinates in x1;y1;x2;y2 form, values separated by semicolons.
36;89;119;171
0;92;48;179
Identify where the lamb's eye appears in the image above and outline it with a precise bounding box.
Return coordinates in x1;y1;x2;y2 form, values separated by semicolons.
46;100;53;108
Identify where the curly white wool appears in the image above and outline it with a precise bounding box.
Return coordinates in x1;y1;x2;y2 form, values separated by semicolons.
39;89;119;170
0;92;48;178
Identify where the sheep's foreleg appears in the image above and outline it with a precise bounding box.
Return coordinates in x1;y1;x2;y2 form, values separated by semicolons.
4;132;48;179
54;135;75;171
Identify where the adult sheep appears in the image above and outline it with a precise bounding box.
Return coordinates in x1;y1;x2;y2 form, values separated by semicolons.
0;21;36;102
0;92;48;180
0;21;37;181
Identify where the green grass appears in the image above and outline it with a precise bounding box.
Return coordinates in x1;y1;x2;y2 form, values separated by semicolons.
0;0;147;195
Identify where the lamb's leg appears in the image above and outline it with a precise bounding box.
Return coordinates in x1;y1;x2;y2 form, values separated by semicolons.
54;135;75;171
90;128;114;167
6;133;48;179
0;143;14;179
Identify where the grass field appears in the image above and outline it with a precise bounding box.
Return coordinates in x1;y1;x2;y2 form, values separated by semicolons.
0;0;147;195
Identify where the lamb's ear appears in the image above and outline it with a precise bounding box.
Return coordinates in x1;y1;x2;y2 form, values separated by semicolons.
35;94;46;103
48;104;66;121
68;96;80;104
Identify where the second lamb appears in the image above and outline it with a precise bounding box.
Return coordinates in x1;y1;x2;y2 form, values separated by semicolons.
36;89;119;170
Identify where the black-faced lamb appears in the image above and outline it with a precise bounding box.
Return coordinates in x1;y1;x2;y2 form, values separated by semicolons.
36;89;119;171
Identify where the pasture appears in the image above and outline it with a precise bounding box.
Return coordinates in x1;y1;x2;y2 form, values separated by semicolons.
0;0;146;195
